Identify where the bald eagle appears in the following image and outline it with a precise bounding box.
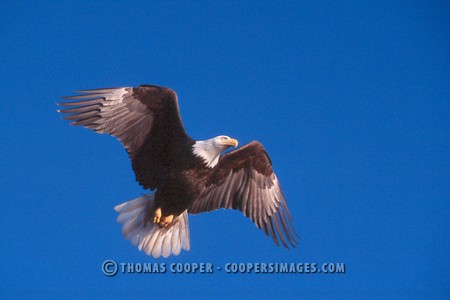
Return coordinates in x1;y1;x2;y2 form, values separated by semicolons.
58;84;298;258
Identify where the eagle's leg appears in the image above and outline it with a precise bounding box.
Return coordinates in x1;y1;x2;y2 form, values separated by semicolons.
153;207;162;224
159;214;174;227
152;207;174;227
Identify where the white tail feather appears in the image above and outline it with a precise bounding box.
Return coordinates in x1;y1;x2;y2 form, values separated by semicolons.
114;194;190;258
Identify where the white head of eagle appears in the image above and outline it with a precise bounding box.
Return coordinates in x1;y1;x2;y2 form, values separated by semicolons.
193;135;239;168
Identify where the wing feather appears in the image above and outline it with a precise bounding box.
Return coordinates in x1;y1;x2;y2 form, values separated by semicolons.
189;141;299;248
58;84;191;189
58;87;150;156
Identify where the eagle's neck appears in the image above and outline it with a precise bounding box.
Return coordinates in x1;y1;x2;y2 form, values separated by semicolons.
192;139;222;168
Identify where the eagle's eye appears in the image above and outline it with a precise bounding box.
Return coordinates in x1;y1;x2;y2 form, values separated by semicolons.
221;137;227;142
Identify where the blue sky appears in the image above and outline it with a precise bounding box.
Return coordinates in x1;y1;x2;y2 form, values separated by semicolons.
1;1;449;299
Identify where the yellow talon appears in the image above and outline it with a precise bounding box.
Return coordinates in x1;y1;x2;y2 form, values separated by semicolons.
159;214;174;227
153;207;162;224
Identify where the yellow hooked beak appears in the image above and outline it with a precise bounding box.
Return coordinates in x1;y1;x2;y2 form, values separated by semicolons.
225;138;239;148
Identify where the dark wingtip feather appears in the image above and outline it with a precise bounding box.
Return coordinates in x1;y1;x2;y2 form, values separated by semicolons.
74;87;125;93
268;218;280;247
60;96;75;100
59;94;102;101
57;98;103;107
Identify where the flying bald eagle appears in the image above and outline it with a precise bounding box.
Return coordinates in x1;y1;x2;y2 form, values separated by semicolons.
58;84;298;258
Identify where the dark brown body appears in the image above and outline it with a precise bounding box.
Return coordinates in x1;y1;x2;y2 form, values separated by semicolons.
127;85;209;216
155;166;211;216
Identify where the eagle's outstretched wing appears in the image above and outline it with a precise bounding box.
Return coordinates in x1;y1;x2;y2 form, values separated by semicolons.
189;141;299;248
58;85;192;190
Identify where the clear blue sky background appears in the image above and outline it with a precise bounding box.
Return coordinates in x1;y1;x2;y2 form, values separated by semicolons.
1;1;449;299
